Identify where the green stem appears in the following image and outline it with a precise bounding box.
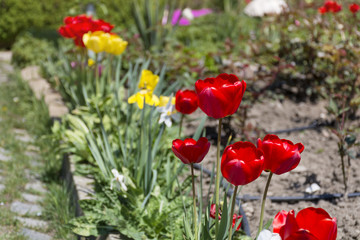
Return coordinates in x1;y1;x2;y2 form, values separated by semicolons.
95;53;99;96
257;172;273;237
228;185;238;240
179;114;184;138
215;118;223;234
340;142;347;192
191;164;198;240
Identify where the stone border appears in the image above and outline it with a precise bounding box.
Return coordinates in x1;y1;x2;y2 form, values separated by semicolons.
19;66;110;239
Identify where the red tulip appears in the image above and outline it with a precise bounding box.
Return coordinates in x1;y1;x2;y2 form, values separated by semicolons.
257;134;304;175
58;15;114;47
273;207;337;240
209;204;242;231
175;90;198;114
318;6;328;14
195;73;246;119
221;141;264;186
172;137;210;164
323;1;342;13
349;3;360;13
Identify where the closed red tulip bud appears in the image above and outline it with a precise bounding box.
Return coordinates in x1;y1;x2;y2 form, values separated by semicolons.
349;3;360;13
172;137;210;164
273;207;337;240
195;73;246;119
175;90;198;114
221;141;264;186
209;204;242;231
257;134;304;175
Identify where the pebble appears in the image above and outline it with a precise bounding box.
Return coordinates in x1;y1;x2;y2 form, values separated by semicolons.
10;201;42;216
22;193;43;203
25;181;47;194
16;216;48;228
20;228;52;240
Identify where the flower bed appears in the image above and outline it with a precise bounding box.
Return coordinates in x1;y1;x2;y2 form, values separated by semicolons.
30;1;360;239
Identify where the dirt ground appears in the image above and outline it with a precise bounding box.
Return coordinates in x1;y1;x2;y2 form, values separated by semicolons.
184;98;360;240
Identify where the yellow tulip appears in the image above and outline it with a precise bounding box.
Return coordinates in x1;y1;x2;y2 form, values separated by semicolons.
105;34;128;55
159;96;176;107
128;89;160;109
83;31;108;53
138;70;159;91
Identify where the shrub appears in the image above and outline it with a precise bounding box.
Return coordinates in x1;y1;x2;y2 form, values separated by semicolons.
11;33;56;68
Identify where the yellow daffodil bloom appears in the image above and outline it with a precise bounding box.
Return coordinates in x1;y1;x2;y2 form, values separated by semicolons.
83;31;108;53
138;70;159;91
105;34;128;55
159;95;176;107
128;89;160;109
88;58;95;67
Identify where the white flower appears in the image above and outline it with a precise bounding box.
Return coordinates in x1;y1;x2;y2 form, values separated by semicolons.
157;96;179;127
182;8;194;20
257;229;282;240
244;0;288;17
110;169;127;191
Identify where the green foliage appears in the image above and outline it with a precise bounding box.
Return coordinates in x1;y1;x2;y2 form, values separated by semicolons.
11;33;56;68
0;0;73;49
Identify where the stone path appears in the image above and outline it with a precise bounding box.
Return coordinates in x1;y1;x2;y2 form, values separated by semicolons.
0;52;53;239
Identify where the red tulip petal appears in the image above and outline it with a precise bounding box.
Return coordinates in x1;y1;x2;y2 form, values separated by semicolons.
296;208;337;240
273;210;289;233
280;210;299;239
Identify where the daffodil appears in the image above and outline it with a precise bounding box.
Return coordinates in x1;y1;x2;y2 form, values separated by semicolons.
159;95;176;107
88;58;95;67
138;69;159;91
128;89;160;109
110;169;127;191
105;34;128;55
83;31;108;53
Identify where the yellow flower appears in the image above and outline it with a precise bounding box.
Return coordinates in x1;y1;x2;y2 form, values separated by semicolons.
159;96;176;107
138;70;159;91
105;34;128;55
83;31;108;53
88;58;95;67
128;89;160;109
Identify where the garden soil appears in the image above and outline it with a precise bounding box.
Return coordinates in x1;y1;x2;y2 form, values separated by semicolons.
183;98;360;240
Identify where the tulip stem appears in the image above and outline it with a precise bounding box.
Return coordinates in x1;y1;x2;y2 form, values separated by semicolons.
95;53;99;96
228;185;238;240
257;172;273;237
190;164;198;240
179;114;184;138
215;118;223;234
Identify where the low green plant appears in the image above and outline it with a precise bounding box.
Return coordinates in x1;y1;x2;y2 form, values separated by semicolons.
11;33;56;68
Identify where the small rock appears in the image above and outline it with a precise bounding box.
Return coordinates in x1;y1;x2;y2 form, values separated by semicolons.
20;228;52;240
305;183;321;194
16;217;48;228
22;193;43;203
0;148;11;161
25;182;47;194
10;201;42;216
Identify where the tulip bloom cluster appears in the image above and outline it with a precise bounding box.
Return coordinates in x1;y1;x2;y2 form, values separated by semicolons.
58;15;114;47
170;72;337;239
318;1;342;14
83;31;128;55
